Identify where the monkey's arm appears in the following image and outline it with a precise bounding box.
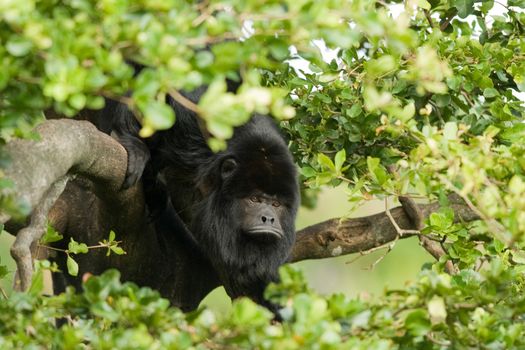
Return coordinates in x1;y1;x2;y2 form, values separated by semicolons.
151;197;202;254
142;169;202;254
101;99;151;189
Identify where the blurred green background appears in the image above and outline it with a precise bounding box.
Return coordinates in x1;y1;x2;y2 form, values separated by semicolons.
0;188;431;311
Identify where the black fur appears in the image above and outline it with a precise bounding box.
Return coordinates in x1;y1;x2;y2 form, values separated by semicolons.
189;116;299;305
96;79;299;314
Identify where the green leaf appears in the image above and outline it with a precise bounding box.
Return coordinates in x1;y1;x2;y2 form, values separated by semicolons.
346;104;362;118
415;0;431;9
399;102;415;122
41;224;63;244
141;100;176;132
453;0;475;18
207;119;234;140
195;51;214;68
231;298;271;325
483;88;498;98
428;296;447;324
6;38;33;57
500;124;525;143
300;166;317;177
28;268;44;295
67;255;79;276
508;0;525;6
367;157;380;174
404;309;431;336
207;137;227;152
334;149;346;173
69;93;87;110
434;94;451;108
68;238;88;254
318;153;335;172
364;55;396;78
511;250;525;264
109;230;116;242
0;258;8;279
110;246;126;255
367;157;388;185
429;208;454;230
443;122;458;140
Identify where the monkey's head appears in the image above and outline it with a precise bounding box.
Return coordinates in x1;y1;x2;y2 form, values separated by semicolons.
193;115;299;298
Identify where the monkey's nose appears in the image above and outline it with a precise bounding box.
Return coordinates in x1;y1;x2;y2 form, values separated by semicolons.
261;216;275;225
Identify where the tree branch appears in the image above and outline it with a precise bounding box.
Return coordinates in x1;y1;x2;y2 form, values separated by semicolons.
1;119;143;290
289;197;479;263
1;119;135;224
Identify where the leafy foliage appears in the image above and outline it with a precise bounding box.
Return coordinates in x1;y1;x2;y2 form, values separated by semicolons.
1;265;525;349
40;227;126;276
1;0;525;347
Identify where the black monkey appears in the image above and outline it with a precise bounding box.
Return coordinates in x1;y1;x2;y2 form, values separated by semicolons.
96;72;299;315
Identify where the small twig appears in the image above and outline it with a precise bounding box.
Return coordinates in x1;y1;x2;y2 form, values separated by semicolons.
460;90;475;108
345;243;392;265
454;302;477;309
184;32;240;46
360;198;408;270
168;89;201;114
426;333;451;347
424;10;435;28
475;258;487;272
191;1;214;27
38;241;123;253
345;64;363;77
37;245;66;253
385;198;420;236
439;9;458;31
387;165;458;274
494;0;509;9
366;240;396;270
0;285;8;299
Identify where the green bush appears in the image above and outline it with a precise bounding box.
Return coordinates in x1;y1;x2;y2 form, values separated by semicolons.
1;0;524;348
1;265;525;349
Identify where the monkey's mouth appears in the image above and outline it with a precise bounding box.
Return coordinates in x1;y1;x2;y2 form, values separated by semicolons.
244;227;283;241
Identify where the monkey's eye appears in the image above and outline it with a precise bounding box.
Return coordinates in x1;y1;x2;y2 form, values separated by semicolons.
221;158;238;179
272;201;281;207
250;196;261;203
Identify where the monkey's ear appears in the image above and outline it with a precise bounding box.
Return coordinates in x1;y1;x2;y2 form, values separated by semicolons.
220;158;238;179
195;159;216;196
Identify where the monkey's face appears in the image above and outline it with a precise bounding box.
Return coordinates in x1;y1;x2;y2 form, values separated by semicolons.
239;193;285;242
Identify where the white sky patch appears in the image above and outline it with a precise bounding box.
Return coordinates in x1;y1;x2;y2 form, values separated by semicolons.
287;45;313;77
312;39;341;64
389;3;405;18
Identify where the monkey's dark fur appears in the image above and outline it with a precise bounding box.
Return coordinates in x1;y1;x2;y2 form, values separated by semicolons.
91;80;299;315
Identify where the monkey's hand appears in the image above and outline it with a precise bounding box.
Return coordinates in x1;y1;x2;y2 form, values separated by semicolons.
114;132;151;189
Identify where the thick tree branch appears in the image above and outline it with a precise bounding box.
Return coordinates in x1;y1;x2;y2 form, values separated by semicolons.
1;119;130;222
1;119;143;290
289;198;479;263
